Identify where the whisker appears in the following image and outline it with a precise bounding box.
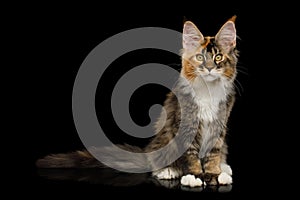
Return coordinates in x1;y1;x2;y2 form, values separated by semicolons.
237;65;247;69
236;66;249;76
234;79;244;93
222;74;243;96
237;69;249;76
233;82;242;96
236;65;248;69
237;69;249;75
167;63;181;71
168;63;181;66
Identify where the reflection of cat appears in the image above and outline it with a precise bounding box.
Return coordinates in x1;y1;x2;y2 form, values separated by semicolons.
37;16;238;187
38;168;232;192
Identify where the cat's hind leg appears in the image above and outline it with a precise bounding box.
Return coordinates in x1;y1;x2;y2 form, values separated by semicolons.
152;167;182;180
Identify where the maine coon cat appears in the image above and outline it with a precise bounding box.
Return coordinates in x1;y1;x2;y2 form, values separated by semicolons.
37;16;238;187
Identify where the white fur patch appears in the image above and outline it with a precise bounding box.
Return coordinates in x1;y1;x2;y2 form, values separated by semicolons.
180;174;203;187
220;163;232;175
152;167;181;179
218;172;232;185
191;77;228;122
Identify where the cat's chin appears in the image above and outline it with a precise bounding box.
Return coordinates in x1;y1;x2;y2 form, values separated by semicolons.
202;75;219;82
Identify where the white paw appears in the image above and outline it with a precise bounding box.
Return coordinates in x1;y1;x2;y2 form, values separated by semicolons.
152;167;180;179
180;174;203;187
220;163;232;175
218;172;232;185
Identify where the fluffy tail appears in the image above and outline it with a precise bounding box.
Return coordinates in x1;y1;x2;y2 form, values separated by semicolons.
36;150;103;168
36;144;147;170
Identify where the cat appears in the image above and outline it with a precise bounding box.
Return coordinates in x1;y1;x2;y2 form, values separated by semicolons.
37;16;238;187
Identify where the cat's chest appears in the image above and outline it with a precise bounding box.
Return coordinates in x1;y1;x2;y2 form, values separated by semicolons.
192;79;227;122
196;99;220;122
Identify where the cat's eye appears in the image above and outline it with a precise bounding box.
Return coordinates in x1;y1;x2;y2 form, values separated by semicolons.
214;54;223;62
195;54;204;61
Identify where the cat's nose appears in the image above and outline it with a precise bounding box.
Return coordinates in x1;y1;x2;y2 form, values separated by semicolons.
205;66;214;72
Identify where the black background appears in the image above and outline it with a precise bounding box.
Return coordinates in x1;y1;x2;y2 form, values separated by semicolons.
11;3;288;198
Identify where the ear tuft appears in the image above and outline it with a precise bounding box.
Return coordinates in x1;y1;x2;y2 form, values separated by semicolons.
228;15;237;23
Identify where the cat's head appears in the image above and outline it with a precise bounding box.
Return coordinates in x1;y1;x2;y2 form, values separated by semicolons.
181;16;238;83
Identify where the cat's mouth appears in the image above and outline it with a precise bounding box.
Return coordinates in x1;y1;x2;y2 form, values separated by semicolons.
202;74;219;82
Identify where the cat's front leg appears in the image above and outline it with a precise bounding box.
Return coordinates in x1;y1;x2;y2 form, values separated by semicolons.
180;154;204;187
203;150;232;185
182;153;203;176
202;152;222;185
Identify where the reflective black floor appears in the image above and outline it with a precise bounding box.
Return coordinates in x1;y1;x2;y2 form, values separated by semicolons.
36;168;232;193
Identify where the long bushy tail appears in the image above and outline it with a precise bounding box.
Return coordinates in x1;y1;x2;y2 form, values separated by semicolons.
36;144;146;169
36;150;103;168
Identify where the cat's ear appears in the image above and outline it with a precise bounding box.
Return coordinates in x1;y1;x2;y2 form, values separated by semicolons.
215;17;236;52
183;21;204;51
